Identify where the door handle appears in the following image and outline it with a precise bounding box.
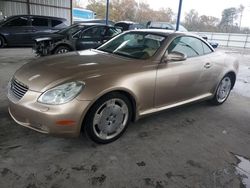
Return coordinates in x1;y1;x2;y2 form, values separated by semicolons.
204;62;212;69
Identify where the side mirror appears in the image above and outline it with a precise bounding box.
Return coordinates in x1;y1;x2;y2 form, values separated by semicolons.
209;41;218;49
163;51;187;63
201;36;208;41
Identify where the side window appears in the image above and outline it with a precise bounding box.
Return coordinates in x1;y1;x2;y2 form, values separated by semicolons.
51;20;63;27
106;28;120;37
202;42;213;54
5;17;29;27
81;26;106;39
168;36;204;58
31;17;49;27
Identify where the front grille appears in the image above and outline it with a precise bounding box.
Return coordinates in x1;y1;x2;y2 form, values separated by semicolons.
9;78;28;100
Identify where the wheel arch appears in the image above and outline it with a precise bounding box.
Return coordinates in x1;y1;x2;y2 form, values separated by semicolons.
226;71;236;89
209;71;236;105
52;43;74;54
80;88;138;133
0;34;7;46
211;70;237;97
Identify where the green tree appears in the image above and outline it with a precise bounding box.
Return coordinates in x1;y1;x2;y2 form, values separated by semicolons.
135;2;151;22
199;15;219;32
110;0;137;21
219;7;238;32
183;10;220;32
86;0;106;19
183;9;199;31
135;3;174;23
86;0;174;23
152;8;174;22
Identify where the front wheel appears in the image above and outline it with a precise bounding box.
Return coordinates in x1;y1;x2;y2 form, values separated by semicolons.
210;75;232;105
54;46;71;54
84;93;132;144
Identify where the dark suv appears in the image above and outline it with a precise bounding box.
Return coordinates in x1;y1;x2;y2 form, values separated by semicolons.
0;15;68;47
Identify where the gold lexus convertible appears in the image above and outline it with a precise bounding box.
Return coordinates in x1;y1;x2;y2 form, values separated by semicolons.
8;29;239;143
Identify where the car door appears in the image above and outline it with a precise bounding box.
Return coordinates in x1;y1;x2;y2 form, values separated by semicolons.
2;16;32;46
75;26;106;50
199;41;224;93
155;36;209;108
103;27;121;42
30;17;51;40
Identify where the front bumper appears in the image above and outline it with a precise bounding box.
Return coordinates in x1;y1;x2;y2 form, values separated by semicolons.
8;90;91;137
33;40;54;56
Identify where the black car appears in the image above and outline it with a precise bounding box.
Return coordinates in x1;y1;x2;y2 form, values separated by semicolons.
0;15;68;47
33;23;122;56
147;21;219;48
114;21;145;31
146;21;188;32
74;19;115;26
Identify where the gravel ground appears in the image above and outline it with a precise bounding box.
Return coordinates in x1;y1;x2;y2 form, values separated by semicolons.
0;47;250;188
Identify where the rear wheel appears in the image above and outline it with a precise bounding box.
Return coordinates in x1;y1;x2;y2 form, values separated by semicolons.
0;35;5;48
54;45;71;54
84;93;132;144
210;75;232;105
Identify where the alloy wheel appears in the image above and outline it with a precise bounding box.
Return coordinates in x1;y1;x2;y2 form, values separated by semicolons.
92;98;129;140
57;48;69;54
216;76;232;103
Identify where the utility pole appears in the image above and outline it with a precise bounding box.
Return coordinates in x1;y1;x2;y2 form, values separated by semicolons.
27;0;31;15
70;0;73;25
105;0;110;25
176;0;183;31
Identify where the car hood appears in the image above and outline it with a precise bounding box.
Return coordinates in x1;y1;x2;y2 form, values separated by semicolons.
14;49;135;92
33;33;65;42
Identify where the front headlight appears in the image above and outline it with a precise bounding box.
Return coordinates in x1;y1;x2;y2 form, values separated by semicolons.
38;81;84;105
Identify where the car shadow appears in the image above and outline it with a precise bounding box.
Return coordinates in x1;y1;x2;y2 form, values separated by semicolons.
0;99;216;151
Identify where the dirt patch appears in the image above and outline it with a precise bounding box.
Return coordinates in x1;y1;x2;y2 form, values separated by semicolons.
71;165;86;171
166;171;186;179
186;160;202;168
90;174;106;186
143;178;166;188
136;161;146;167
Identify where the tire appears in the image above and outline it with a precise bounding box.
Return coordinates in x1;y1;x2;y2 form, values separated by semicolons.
210;75;233;105
84;93;132;144
0;35;5;48
54;45;71;54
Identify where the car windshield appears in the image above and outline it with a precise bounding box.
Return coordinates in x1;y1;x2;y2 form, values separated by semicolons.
57;24;85;35
98;32;166;59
